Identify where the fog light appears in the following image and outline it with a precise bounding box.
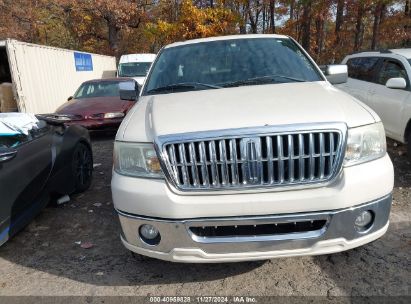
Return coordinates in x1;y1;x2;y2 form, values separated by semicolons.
139;224;161;245
354;210;373;231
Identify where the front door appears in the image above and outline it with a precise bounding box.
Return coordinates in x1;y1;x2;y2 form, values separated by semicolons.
368;59;411;141
0;125;54;243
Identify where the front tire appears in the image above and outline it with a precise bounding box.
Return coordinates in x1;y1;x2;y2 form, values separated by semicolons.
72;142;93;193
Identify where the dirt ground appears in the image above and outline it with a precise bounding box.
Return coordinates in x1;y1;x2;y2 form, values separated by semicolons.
0;133;409;299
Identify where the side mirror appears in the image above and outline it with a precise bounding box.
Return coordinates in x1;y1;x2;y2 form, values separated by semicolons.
323;64;348;84
119;81;139;101
67;96;73;101
0;149;17;163
386;77;407;89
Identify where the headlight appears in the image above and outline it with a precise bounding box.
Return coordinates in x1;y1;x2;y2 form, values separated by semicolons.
104;112;125;119
113;142;163;178
344;122;386;166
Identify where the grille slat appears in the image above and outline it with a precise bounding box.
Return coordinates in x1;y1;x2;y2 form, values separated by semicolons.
266;136;274;184
229;139;239;185
199;142;209;187
288;134;294;182
309;133;315;180
319;133;325;179
189;142;200;187
209;141;219;186
178;144;189;186
298;134;305;181
168;145;180;185
329;133;334;174
277;136;284;183
163;129;343;191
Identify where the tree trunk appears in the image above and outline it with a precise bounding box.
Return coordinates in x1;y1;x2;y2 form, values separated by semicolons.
371;1;385;50
335;0;344;45
108;21;120;57
238;2;247;34
263;2;267;34
301;0;312;51
406;0;410;16
290;0;295;20
247;1;261;34
354;2;365;52
269;0;275;33
315;15;324;57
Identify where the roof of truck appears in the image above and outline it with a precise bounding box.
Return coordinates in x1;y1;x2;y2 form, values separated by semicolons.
119;53;156;64
82;77;135;84
165;34;290;49
390;49;411;58
347;48;411;59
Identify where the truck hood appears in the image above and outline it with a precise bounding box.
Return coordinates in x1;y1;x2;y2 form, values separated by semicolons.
118;81;377;142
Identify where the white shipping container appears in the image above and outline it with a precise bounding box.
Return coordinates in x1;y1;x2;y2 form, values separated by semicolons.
0;39;117;114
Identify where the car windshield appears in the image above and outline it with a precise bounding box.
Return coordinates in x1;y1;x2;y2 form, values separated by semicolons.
74;81;133;99
118;62;152;77
143;38;322;95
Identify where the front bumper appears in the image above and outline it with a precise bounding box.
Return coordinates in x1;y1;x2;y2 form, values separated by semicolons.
117;194;392;263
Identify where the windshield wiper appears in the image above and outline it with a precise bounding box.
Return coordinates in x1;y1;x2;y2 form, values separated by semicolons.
146;82;222;94
220;75;306;88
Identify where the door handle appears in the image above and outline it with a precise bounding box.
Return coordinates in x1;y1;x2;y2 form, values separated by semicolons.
0;150;17;163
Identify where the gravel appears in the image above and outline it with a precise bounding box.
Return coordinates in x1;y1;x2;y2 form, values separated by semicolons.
0;133;409;298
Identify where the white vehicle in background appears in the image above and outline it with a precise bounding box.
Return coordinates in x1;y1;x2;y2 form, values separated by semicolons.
338;49;411;156
111;35;393;263
117;53;156;86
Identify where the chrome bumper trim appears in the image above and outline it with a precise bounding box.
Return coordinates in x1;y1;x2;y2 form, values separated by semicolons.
116;194;391;255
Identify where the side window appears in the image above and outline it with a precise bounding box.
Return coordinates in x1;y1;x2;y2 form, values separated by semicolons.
376;60;408;86
346;57;379;82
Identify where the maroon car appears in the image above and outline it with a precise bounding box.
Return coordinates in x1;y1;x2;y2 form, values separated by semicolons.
55;78;137;130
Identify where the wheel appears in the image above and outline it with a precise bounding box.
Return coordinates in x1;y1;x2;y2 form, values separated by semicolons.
72;142;93;193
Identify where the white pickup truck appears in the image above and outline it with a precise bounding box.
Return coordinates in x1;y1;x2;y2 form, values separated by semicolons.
111;34;394;263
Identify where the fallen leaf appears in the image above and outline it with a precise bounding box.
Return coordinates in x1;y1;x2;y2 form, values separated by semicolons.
80;242;94;249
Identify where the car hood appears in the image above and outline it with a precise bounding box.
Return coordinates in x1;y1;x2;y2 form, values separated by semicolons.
118;81;378;142
56;97;132;116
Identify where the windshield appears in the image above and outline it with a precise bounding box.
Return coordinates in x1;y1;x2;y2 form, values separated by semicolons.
118;62;152;77
74;81;134;99
143;38;322;95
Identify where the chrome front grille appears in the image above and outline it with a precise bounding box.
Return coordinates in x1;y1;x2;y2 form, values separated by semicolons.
158;124;346;191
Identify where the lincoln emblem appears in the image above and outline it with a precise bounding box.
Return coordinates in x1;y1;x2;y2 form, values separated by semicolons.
241;138;262;184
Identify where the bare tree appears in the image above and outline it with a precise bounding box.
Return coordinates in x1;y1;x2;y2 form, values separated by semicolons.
371;1;386;50
354;1;365;51
335;0;344;45
269;0;275;33
290;0;295;20
301;0;312;50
